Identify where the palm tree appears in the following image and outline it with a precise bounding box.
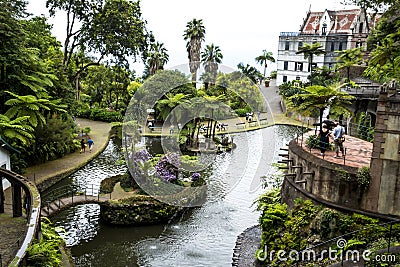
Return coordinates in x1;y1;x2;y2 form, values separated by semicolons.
201;43;223;89
147;42;169;76
237;63;263;84
183;19;206;85
296;43;326;79
288;83;354;132
335;47;363;82
255;50;275;79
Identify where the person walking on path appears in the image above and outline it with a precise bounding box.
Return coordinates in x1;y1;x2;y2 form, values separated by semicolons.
332;121;345;158
80;138;86;154
319;124;330;156
87;137;94;152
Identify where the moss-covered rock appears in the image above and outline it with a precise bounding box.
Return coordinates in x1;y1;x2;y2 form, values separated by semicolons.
99;195;185;225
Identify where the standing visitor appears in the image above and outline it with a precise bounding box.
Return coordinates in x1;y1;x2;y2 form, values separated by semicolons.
87;137;94;152
319;124;330;156
332;121;345;158
80;138;86;154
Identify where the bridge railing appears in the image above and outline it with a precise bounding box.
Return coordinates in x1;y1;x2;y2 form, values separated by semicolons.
40;182;111;215
340;85;381;97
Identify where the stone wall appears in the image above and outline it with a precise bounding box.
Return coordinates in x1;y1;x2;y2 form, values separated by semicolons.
366;91;400;216
100;195;185;225
281;140;367;210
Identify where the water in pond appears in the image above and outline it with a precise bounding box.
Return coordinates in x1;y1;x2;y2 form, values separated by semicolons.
51;125;299;266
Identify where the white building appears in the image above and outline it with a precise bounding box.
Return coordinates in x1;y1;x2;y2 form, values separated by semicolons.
276;8;381;86
0;136;19;190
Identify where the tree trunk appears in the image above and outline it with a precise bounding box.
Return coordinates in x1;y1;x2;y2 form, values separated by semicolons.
212;120;217;139
75;74;80;101
206;119;211;138
319;108;324;133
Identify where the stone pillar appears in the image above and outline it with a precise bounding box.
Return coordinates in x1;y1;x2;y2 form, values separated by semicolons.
0;177;4;213
364;90;400;216
12;183;22;217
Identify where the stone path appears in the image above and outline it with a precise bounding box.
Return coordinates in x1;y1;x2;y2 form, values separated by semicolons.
24;118;112;185
0;214;26;267
299;131;373;168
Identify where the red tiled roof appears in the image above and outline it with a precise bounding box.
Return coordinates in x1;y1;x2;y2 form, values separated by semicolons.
301;9;361;34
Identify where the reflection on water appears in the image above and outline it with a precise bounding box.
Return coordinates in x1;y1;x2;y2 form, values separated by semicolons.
51;125;299;267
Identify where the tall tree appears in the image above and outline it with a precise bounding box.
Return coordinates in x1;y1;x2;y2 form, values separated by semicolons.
146;42;169;76
46;0;149;83
288;83;354;132
201;43;223;89
183;18;206;85
335;47;364;82
295;43;326;80
255;50;275;79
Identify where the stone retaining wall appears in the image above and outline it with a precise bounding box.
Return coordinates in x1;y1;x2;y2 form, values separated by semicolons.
282;140;366;210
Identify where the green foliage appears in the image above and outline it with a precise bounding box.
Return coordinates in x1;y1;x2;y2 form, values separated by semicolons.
201;43;223;87
357;112;374;142
234;107;252;117
270;70;277;79
305;134;319;149
26;219;65;267
364;3;400;82
77;108;123;122
255;50;275;78
308;66;340;86
183;18;206;83
30;115;79;163
336;168;351;182
237;62;263;84
278;80;304;99
256;197;400;266
356;166;371;187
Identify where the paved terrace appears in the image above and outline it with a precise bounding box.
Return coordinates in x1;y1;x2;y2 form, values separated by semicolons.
297;130;373;168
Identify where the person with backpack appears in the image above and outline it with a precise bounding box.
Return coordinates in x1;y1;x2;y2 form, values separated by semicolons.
332;121;345;158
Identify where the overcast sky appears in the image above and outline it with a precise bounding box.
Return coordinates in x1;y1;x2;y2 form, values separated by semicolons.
27;0;358;76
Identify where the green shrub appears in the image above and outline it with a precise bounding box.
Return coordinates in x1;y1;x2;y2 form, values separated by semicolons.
26;219;65;267
76;108;123;122
305;134;319;149
234;107;252;117
356;166;371;187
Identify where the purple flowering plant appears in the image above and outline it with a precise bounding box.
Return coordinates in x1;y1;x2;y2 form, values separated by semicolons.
155;152;181;182
191;172;201;181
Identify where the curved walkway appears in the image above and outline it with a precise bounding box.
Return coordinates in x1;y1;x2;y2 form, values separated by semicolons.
25;118;112;188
